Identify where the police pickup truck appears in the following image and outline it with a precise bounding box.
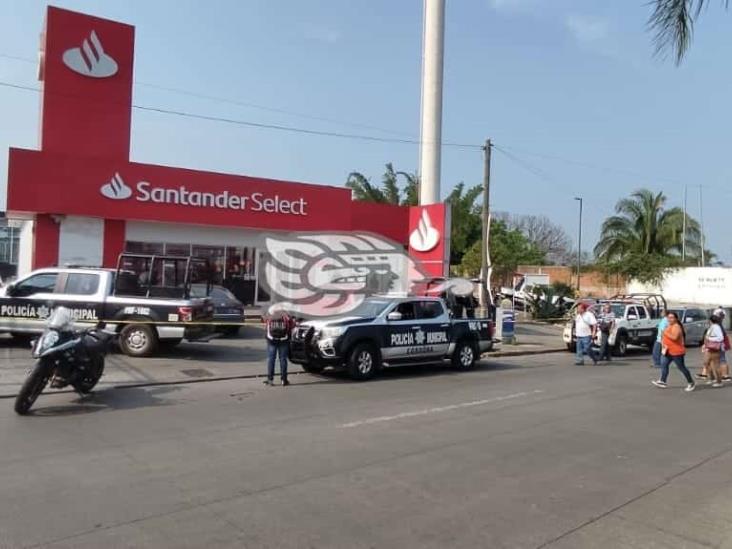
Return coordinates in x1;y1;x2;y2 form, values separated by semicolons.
0;253;214;357
562;293;666;356
289;296;494;380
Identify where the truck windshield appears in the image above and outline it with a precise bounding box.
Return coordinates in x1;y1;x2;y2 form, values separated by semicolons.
345;299;391;318
599;304;626;317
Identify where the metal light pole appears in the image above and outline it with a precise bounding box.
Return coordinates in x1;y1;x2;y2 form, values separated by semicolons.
699;185;705;267
682;185;687;262
418;0;445;205
574;197;583;294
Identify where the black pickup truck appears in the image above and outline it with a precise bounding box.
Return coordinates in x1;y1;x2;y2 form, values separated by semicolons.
289;296;495;380
0;253;214;356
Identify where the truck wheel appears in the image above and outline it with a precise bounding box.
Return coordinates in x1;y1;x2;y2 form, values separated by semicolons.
566;342;576;353
613;334;628;357
453;339;477;370
119;324;158;357
347;343;379;381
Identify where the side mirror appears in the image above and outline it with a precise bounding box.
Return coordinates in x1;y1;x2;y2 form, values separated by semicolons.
387;311;403;321
627;314;637;320
4;283;15;296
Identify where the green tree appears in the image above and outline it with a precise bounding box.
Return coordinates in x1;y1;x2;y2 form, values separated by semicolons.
594;189;701;261
446;183;482;265
650;0;729;64
346;164;419;206
459;219;545;281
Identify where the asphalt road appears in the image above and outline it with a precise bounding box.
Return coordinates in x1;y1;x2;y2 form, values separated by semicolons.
1;347;731;548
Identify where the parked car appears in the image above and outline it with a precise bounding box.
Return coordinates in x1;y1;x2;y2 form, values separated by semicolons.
191;284;244;335
668;307;710;347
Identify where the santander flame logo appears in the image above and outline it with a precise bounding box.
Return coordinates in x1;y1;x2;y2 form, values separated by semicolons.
100;173;132;200
62;30;118;78
409;209;440;252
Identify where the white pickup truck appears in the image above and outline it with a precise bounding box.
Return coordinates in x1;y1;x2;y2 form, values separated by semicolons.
562;294;666;356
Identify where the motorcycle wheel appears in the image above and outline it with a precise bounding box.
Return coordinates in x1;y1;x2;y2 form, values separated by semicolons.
14;359;52;415
73;358;104;394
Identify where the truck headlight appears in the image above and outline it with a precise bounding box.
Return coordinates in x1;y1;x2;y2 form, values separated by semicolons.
320;326;345;339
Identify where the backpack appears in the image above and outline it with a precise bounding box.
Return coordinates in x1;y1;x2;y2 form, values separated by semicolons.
269;316;289;339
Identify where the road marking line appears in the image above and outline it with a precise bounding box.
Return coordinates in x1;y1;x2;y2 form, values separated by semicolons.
339;390;544;428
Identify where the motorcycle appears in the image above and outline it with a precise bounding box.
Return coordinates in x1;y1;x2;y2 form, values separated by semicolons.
14;307;114;415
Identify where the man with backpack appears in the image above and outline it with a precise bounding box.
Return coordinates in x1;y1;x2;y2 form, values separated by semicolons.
264;309;295;386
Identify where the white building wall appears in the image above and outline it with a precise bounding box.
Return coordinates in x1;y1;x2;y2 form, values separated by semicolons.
628;267;732;307
58;216;103;267
17;219;34;277
125;221;261;247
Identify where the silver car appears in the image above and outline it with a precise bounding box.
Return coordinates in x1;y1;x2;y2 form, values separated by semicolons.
668;307;710;347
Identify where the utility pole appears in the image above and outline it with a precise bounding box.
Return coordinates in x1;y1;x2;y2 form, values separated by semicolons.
574;197;583;294
682;185;687;262
699;185;705;267
479;139;492;315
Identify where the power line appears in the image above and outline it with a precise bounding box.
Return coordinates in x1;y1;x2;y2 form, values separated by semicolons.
0;80;482;150
497;143;687;188
0;51;415;139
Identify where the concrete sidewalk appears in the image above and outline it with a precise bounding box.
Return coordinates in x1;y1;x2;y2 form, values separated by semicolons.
0;323;566;397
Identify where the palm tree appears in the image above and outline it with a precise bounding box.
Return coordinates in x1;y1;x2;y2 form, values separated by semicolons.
345;172;389;203
594;189;702;262
650;0;729;64
346;164;419;205
397;171;419;206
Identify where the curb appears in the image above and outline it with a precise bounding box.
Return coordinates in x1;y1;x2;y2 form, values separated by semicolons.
0;347;567;399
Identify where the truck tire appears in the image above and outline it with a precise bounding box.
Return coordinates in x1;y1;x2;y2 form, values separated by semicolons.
15;359;52;415
613;334;628;357
453;339;477;370
347;343;379;381
119;323;158;357
566;342;576;353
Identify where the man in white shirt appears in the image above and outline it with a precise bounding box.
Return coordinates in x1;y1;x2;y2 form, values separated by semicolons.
574;303;598;365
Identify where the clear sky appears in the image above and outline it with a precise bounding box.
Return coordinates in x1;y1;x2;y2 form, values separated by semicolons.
1;0;731;261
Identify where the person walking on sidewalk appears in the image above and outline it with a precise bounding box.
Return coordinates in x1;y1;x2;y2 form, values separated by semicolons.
652;312;695;392
652;310;668;369
574;303;598;366
264;309;295;386
598;303;615;362
702;315;725;388
713;308;731;381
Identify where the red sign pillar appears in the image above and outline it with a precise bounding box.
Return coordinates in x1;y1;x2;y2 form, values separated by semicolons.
408;203;451;278
26;7;136;267
39;6;135;159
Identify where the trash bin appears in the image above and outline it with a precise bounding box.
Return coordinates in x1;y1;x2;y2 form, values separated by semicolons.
502;309;516;344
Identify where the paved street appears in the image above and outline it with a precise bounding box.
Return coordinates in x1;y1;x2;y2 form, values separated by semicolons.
2;341;731;548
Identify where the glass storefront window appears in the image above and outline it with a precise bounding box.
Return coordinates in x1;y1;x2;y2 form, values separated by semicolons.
164;243;191;256
125;241;164;255
192;245;225;284
122;240;260;305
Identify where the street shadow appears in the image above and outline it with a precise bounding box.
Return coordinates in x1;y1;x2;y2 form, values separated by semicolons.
109;341;267;364
299;358;527;384
27;385;182;417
